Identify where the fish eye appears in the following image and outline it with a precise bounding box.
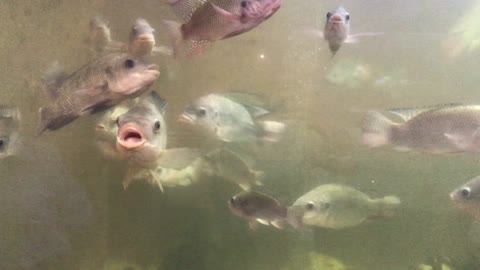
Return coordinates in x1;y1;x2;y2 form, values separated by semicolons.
124;59;135;69
240;1;247;8
306;202;315;210
345;14;350;21
326;12;332;19
197;108;207;117
153;120;161;132
461;187;471;198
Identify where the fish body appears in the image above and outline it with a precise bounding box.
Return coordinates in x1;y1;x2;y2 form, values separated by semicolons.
324;6;350;55
450;175;480;220
37;53;159;135
179;93;285;142
287;184;400;229
362;104;480;153
229;190;287;229
162;0;281;56
201;148;264;190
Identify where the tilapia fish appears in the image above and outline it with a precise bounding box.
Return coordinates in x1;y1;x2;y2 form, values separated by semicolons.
309;6;383;56
229;190;288;229
451;175;480;220
37;53;159;135
287;184;400;229
115;92;202;191
362;104;480;153
161;0;282;57
179;93;286;143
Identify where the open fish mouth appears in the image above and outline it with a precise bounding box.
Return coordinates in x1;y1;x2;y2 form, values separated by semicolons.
117;124;146;150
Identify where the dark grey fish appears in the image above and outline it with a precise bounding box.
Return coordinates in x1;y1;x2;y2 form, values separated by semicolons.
362;104;480;153
37;53;160;135
229;190;287;229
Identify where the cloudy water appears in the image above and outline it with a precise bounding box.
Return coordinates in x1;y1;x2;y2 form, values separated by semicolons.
2;0;480;269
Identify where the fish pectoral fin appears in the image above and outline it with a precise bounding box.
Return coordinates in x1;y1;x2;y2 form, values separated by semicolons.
271;219;287;229
211;3;241;20
238;183;251;191
346;32;384;43
256;219;270;226
444;133;470;149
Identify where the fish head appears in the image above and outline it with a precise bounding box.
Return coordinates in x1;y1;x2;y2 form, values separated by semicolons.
179;98;218;135
287;197;331;227
129;18;156;55
238;0;282;23
104;54;160;96
324;6;350;48
450;176;480;216
116;100;166;159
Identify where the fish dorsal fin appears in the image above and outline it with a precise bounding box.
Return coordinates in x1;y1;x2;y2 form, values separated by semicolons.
42;61;69;99
387;103;463;121
148;91;168;113
220;92;270;118
167;0;209;22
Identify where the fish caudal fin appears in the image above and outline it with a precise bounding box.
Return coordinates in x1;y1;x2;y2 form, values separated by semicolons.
362;111;394;147
256;120;286;142
374;196;401;218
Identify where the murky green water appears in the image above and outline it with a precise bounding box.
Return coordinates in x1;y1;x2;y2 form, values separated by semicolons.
3;0;480;269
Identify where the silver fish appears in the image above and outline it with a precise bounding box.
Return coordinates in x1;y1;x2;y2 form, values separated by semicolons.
450;175;480;220
311;7;383;56
362;104;480;153
200;148;264;190
179;93;285;143
37;53;160;135
128;18;173;57
115;92;202;191
229;190;287;229
161;0;282;57
288;184;400;229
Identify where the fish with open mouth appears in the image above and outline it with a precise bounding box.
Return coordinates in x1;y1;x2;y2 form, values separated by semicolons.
37;53;160;135
115;92;202;191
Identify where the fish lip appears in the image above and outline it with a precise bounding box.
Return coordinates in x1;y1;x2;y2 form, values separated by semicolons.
135;34;155;43
329;15;344;23
178;114;194;124
116;124;146;150
147;64;159;71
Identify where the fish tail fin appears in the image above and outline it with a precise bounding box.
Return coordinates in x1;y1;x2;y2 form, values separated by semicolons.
162;19;185;58
374;196;401;218
256;120;286;142
36;107;51;136
362;111;394;147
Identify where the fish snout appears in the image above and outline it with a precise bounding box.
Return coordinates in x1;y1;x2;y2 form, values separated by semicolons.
178;114;194;124
329;14;344;23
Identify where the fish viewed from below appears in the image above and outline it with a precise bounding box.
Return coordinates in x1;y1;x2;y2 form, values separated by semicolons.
37;53;160;135
229;190;288;229
161;0;282;57
309;6;383;56
115;92;202;191
179;93;286;143
287;184;400;229
362;104;480;153
200;148;264;190
450;175;480;220
86;16;115;53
